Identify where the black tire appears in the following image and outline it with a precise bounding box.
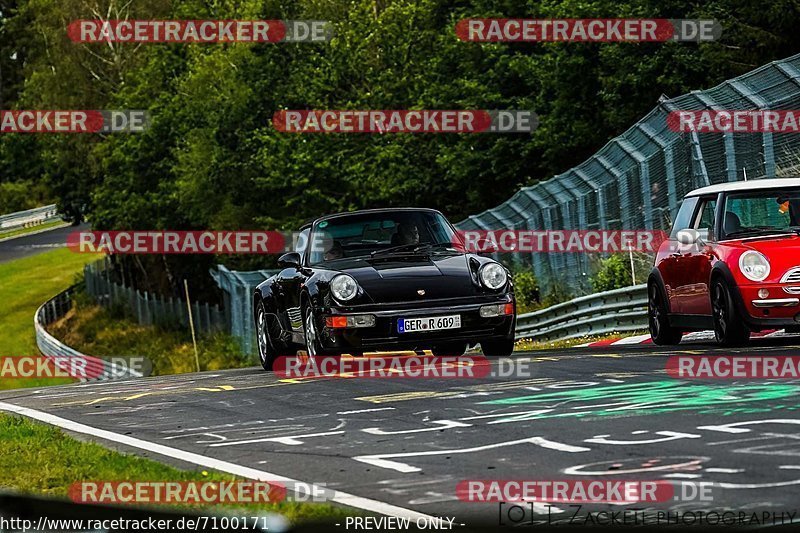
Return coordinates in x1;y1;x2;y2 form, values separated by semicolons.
711;278;751;347
255;300;293;371
481;337;514;357
648;282;683;345
431;342;468;357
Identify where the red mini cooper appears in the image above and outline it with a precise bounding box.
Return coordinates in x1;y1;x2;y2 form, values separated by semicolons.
649;178;800;346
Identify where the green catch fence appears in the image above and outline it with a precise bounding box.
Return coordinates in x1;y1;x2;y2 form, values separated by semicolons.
455;52;800;298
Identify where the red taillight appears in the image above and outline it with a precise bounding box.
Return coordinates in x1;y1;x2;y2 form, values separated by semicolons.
325;316;348;328
503;303;514;315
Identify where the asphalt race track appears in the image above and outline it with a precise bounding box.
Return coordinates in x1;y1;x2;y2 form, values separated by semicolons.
0;223;88;264
3;337;800;528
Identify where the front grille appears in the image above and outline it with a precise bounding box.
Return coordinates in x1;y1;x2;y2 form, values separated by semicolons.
781;267;800;294
782;267;800;284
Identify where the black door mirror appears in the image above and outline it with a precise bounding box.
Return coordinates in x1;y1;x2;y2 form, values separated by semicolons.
278;252;301;269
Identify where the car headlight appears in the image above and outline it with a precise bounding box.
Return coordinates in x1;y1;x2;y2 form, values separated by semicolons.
330;274;359;301
479;262;507;290
739;251;770;282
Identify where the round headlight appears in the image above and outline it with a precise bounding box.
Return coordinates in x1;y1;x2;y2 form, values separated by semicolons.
480;262;507;290
739;251;770;282
330;274;358;301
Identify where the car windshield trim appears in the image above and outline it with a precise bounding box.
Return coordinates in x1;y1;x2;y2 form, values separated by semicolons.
722;228;795;239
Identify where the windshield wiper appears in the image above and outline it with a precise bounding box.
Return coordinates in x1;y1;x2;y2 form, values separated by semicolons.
369;242;453;259
726;226;791;239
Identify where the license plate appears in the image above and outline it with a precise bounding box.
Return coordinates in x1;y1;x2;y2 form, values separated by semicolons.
398;314;461;333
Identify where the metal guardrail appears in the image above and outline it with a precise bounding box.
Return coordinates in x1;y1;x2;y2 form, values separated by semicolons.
515;284;648;343
0;204;59;231
35;286;143;381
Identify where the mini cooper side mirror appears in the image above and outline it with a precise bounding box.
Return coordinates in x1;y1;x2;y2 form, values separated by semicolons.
676;228;700;246
278;252;302;269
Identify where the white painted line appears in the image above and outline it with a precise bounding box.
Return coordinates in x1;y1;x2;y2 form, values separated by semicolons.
0;401;440;521
209;431;345;447
764;329;793;337
662;473;701;479
353;437;589;473
610;334;651;346
337;408;396;415
705;468;744;473
362;420;471;436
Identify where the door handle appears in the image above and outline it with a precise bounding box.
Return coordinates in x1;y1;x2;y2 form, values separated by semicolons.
670;252;681;257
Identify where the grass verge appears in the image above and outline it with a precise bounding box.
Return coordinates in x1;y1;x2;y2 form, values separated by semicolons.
48;290;252;376
0;247;99;388
0;414;358;523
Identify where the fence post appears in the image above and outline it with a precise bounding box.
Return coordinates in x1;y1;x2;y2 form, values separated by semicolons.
143;291;151;325
203;302;211;333
135;290;143;323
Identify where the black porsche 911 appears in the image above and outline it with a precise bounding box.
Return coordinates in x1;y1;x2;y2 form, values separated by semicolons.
253;208;516;370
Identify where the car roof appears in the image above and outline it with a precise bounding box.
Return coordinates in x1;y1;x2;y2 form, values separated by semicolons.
687;177;800;197
300;207;444;229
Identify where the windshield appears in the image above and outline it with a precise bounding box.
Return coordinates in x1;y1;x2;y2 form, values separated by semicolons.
308;210;459;265
721;188;800;239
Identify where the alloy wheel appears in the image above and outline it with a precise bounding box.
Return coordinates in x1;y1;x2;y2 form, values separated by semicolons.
304;309;318;357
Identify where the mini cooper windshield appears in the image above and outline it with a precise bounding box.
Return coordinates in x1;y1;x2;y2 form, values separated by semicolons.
307;210;461;264
722;188;800;239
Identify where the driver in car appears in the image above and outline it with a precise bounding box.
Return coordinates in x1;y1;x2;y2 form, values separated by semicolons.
323;240;344;260
393;223;420;245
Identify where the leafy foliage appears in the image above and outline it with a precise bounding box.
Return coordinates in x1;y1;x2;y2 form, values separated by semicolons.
591;253;633;292
2;0;799;293
511;267;539;312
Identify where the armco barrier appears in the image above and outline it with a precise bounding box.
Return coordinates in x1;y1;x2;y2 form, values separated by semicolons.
515;284;648;343
0;204;58;231
35;286;142;381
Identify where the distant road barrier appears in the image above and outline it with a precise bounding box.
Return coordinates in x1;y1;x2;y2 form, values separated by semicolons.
0;204;59;232
35;286;143;381
515;284;648;343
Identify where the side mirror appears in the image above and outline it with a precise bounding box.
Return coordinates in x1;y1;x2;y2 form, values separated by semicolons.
475;238;499;254
278;252;301;269
676;229;700;246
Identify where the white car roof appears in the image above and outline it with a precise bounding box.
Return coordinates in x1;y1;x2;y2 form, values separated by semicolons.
687;177;800;197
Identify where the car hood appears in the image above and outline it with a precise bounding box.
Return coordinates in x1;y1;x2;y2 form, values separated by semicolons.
721;233;800;281
319;253;484;302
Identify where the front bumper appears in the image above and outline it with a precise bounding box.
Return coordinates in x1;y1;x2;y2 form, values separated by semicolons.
737;284;800;328
312;294;515;353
